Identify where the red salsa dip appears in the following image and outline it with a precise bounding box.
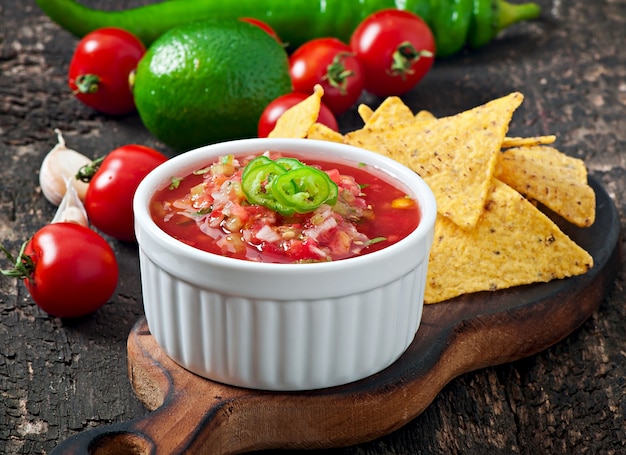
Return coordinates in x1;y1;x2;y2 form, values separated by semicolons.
149;151;421;263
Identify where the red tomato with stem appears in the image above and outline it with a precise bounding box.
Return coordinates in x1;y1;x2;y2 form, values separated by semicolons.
240;17;282;43
82;145;168;241
289;38;365;115
68;27;146;115
0;223;119;318
258;92;339;138
350;9;435;97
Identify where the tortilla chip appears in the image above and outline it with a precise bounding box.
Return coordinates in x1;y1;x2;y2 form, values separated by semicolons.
415;93;525;229
502;135;556;148
415;110;436;122
287;92;595;303
346;92;524;229
496;145;595;227
424;179;594;304
359;102;434;125
344;102;435;162
357;104;374;123
306;123;345;143
362;96;416;129
343;98;427;164
269;85;323;139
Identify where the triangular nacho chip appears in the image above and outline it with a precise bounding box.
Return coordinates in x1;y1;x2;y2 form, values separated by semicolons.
424;179;593;303
269;85;323;139
345;92;524;229
496;145;595;227
409;92;524;228
270;90;595;304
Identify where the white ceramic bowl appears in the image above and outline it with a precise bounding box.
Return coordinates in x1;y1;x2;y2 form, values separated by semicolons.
133;138;436;391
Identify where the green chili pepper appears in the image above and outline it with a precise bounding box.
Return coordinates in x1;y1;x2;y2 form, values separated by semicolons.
468;0;496;48
241;160;295;216
274;157;305;171
429;0;474;59
272;167;338;213
35;0;541;57
241;156;338;216
241;155;273;181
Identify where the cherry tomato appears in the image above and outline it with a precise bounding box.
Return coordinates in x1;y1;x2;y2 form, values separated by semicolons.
240;17;282;43
350;9;435;97
68;27;146;115
289;38;365;115
258;92;339;138
83;145;168;241
18;223;118;318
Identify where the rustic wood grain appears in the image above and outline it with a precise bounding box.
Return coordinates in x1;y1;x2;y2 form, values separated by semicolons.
1;1;625;454
48;178;621;453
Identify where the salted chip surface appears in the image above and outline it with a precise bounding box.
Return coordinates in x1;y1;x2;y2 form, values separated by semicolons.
424;179;594;304
343;103;435;161
496;145;596;227
346;92;524;229
362;96;416;129
306;123;345;143
415;110;436;122
269;85;323;139
343;98;427;164
414;92;524;228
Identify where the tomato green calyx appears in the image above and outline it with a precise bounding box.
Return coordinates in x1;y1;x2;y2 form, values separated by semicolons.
74;74;101;95
241;156;338;216
76;156;105;183
0;241;34;279
389;42;433;80
323;52;355;95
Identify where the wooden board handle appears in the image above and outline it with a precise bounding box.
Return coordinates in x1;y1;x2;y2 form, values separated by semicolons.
50;323;252;455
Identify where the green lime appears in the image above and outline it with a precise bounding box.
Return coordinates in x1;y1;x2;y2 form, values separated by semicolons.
133;19;292;151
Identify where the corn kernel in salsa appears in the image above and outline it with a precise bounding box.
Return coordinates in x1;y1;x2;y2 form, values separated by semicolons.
149;152;420;263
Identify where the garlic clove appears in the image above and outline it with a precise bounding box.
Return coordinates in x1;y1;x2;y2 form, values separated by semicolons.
50;177;89;227
39;129;91;206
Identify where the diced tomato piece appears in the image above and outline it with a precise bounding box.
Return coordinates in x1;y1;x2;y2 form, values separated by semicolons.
285;239;323;262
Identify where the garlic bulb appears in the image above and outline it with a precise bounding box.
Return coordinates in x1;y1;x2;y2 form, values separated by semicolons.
39;129;91;206
50;177;89;227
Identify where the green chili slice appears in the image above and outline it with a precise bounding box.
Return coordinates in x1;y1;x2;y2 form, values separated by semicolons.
241;155;274;181
272;167;338;214
241;156;338;216
274;157;305;171
241;161;295;216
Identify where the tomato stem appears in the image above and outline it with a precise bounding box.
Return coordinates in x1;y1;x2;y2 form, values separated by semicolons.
389;41;433;80
323;52;354;95
74;74;101;94
76;156;105;183
0;241;33;279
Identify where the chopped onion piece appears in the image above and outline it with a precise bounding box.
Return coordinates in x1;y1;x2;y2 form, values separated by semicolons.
256;225;281;243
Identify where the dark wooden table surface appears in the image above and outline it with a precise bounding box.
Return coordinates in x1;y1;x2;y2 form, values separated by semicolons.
1;1;625;454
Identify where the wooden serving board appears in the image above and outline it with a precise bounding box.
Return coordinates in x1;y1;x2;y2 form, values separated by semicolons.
52;177;621;455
